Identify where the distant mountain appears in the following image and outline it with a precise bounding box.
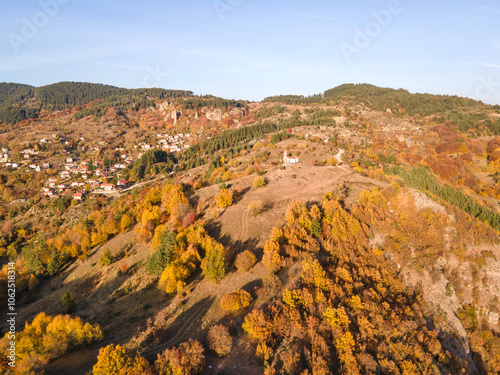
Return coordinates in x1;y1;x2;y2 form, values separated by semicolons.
2;81;499;134
0;81;194;125
263;83;500;134
264;83;488;115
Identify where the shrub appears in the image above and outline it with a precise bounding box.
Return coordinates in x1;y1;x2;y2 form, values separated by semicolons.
182;212;197;227
248;200;264;216
215;188;233;208
253;176;267;188
99;248;113;267
120;262;128;275
235;250;257;272
206;324;233;357
220;289;253;311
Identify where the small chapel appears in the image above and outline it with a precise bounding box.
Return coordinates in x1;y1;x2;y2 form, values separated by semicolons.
283;151;299;164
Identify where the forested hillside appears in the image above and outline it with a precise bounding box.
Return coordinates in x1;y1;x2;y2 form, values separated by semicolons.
0;82;194;125
0;82;499;375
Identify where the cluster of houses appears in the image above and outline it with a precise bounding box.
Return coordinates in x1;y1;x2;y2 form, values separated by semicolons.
62;157;132;179
132;133;191;153
2;131;193;202
20;148;39;159
41;173;130;201
156;133;191;153
38;156;135;200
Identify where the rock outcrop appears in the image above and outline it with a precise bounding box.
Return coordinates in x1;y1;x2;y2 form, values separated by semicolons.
158;101;182;124
206;108;224;122
230;107;245;117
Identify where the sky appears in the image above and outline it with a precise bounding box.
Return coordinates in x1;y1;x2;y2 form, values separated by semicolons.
0;0;499;104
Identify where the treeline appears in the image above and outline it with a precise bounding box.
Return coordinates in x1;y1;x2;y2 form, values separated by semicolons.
181;96;245;110
0;83;35;104
35;82;193;110
385;166;500;230
0;83;39;124
253;105;287;120
35;82;126;109
73;95;155;120
304;109;341;126
324;83;481;117
262;93;323;105
180;118;302;169
262;84;487;119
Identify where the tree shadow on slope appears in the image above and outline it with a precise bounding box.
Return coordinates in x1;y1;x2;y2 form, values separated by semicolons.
41;267;167;374
206;221;261;256
143;296;216;362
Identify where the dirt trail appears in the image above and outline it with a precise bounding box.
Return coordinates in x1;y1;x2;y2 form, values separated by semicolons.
240;166;352;241
142;262;267;360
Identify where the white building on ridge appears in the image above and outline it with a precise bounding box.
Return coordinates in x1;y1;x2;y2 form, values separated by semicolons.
283;151;298;164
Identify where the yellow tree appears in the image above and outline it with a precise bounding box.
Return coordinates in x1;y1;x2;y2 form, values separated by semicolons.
93;344;151;375
215;188;233;208
220;289;253;311
120;213;132;232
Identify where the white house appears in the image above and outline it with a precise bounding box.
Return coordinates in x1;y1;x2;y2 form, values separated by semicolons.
283;151;299;164
102;183;115;191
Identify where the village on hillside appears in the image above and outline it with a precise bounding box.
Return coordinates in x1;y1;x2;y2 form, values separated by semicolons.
0;132;192;202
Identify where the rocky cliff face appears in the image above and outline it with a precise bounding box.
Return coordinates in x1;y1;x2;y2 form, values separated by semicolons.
205;108;224;122
158;101;182;124
170;110;182;124
230;107;245;117
158;101;172;113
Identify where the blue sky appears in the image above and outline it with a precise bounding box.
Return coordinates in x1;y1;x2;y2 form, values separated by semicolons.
0;0;499;104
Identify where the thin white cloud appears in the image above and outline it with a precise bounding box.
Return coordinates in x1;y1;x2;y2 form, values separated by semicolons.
459;62;500;69
480;62;500;69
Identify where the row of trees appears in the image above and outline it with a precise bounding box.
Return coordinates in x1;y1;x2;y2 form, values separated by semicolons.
385;166;500;230
181;96;245;110
262;94;324;105
180;117;302;169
